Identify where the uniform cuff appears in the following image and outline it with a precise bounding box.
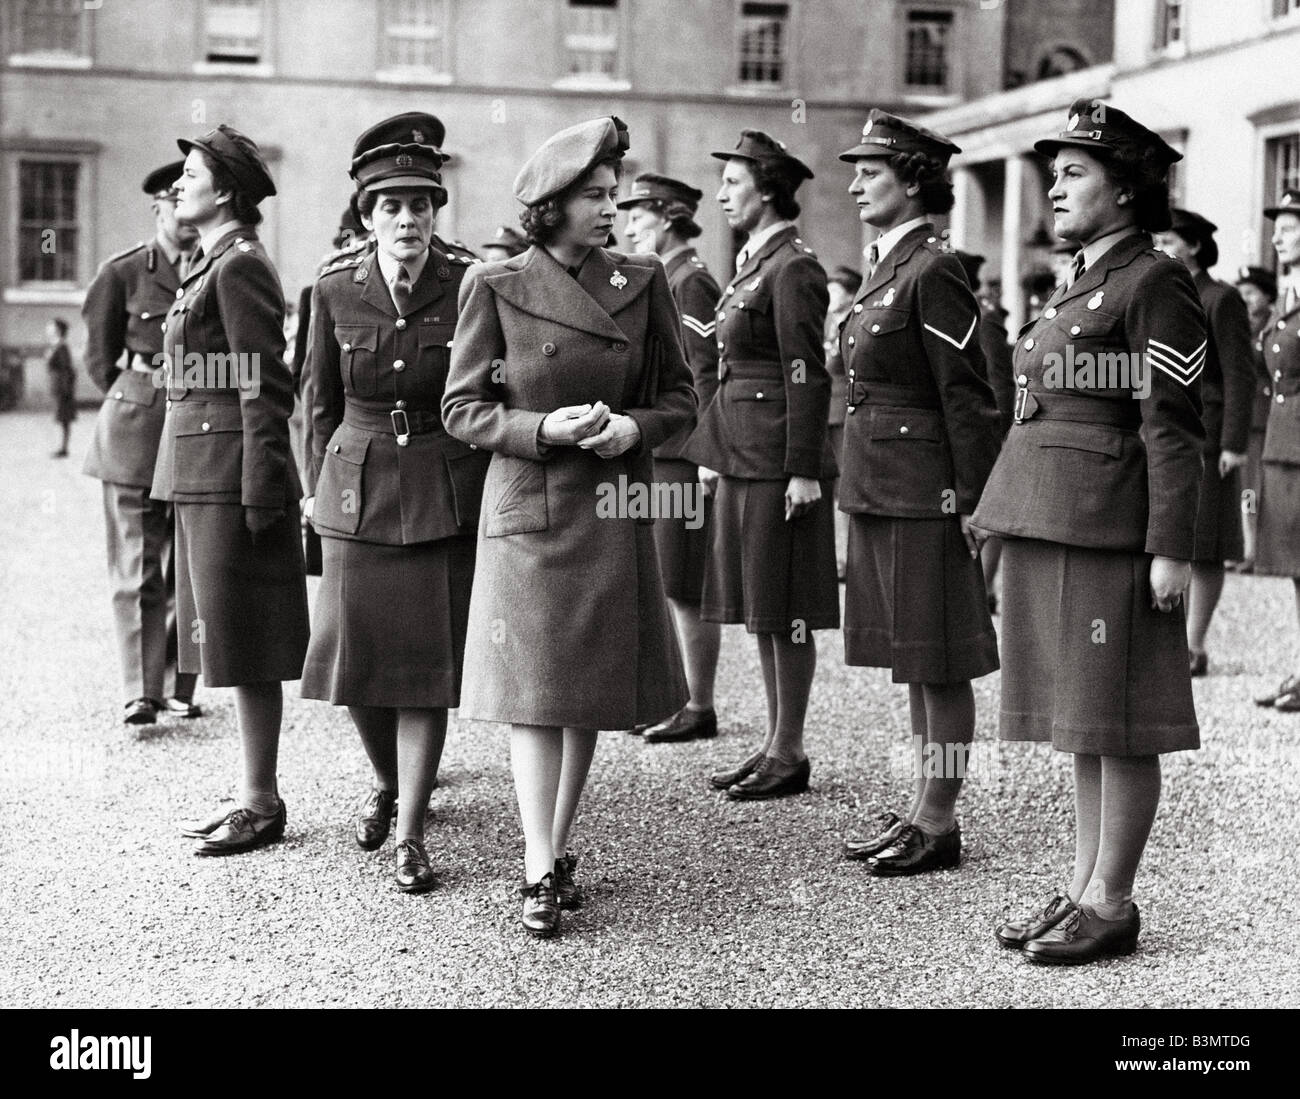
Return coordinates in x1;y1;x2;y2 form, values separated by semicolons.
784;446;823;479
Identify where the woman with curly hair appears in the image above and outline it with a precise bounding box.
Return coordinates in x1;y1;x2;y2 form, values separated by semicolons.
973;100;1205;963
442;117;695;938
835;111;1002;875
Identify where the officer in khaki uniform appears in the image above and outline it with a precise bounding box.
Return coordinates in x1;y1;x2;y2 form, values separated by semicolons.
82;162;201;725
617;172;723;743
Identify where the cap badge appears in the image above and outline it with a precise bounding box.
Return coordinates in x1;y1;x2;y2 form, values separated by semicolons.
611;270;628;290
1068;114;1081;131
862;119;874;137
1087;291;1105;310
395;154;413;167
412;128;425;143
1284;194;1295;207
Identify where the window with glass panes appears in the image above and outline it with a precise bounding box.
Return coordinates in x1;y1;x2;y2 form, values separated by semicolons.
381;0;448;73
204;0;264;64
18;160;79;283
904;9;952;91
10;0;87;57
737;2;789;86
564;0;620;80
1274;0;1300;19
1156;0;1183;47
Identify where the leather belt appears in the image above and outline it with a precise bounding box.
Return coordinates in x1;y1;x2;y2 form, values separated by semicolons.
343;405;445;447
720;359;783;380
847;381;939;409
1013;387;1140;428
166;387;241;403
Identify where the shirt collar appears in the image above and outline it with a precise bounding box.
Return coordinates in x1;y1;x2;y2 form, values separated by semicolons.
871;216;930;264
737;219;795;269
375;245;429;289
198;219;245;257
1080;227;1139;273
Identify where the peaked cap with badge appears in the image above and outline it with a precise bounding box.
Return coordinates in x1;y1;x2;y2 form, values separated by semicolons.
349;111;448;207
838;108;961;164
711;129;813;188
1266;189;1300;220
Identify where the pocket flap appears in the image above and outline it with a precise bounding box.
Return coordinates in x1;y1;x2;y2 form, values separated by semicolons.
111;373;160;407
1054;308;1119;339
729;380;786;402
1034;420;1123;458
869;407;943;442
417;323;455;349
335;324;378;352
174;405;242;436
861;307;910;336
324;433;370;466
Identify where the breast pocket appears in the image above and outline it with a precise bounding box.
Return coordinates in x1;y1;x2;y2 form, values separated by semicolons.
312;432;369;535
416;323;455;394
336;324;379;398
171;405;244;493
859;306;911;343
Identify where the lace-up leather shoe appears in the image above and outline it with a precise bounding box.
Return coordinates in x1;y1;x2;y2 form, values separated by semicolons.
867;821;961;876
1024;903;1140;964
177;798;237;838
554;853;581;909
1255;674;1300;707
395;839;437;893
355;787;398;850
726;755;810;800
193;800;286;856
708;750;764;790
520;873;560;938
843;811;904;861
163;697;203;718
124;698;159;725
643;706;717;743
996;892;1077;949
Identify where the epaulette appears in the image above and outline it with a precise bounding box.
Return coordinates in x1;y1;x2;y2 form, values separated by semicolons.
316;236;373;275
105;241;147;265
435;235;480;263
791;235;817;257
317;251;368;279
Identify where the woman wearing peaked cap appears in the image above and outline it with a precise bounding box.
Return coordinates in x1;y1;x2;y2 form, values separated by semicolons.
442;117;695;938
299;113;489;893
1154;210;1255;676
151;124;311;856
1253;190;1300;711
685;130;839;802
836;111;1002;877
972;99;1206;963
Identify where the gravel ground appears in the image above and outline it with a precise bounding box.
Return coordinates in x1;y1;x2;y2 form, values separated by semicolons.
2;408;1297;1009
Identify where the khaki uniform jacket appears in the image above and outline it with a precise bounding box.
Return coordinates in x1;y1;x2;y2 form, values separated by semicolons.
303;243;488;545
838;224;1001;518
657;246;720;459
683;225;836;480
81;239;180;487
1194;271;1255;455
150;227;300;509
1261;292;1300;465
972;234;1206;559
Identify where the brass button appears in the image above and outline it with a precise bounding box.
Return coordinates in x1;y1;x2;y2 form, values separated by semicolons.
848;369;855;378
1274;345;1282;354
1017;373;1028;385
899;425;909;435
848;406;856;414
469;443;477;450
717;342;724;352
725;285;734;295
393;359;405;371
333;444;340;452
1265;387;1272;396
1044;307;1057;318
737;301;745;310
396;400;407;409
755;391;764;399
868;326;877;335
542;342;556;356
175;288;184;299
201;422;210;431
342;342;352;352
141;311;150;319
1279;394;1286;404
114;391;123;400
1279;320;1286;330
612;341;627;352
849;336;857;345
161;322;167;332
1024;338;1035;350
853;304;863;313
437;266;450;278
166;400;172;410
396;318;407;330
1277;370;1283;381
446;341;453;347
1069;325;1081;336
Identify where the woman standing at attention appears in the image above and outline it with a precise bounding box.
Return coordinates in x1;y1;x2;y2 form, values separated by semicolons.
442;117;695;938
972;100;1205;964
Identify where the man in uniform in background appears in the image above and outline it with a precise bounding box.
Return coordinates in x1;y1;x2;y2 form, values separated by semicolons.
479;225;528;263
82;161;203;726
618;173;723;743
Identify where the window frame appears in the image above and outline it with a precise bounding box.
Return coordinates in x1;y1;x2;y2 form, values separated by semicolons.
376;0;454;85
1;139;99;304
1263;125;1300;269
727;0;798;97
899;3;963;106
1154;0;1187;56
1271;0;1300;23
194;0;273;78
553;0;630;92
3;0;93;69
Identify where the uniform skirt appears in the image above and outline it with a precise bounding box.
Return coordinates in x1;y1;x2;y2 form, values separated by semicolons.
175;502;310;687
843;514;999;683
701;475;840;633
652;458;711;604
1255;460;1300;577
998;538;1199;755
1191;457;1245;563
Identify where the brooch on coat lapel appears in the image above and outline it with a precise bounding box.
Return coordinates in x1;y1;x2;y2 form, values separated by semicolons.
610;270;628;289
1087;291;1105;309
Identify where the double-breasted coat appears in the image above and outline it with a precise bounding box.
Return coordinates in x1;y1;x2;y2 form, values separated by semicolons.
1255;289;1300;576
442;245;695;730
150;226;309;687
1189;271;1255;561
972;232;1205;754
299;243;489;708
837;223;1002;681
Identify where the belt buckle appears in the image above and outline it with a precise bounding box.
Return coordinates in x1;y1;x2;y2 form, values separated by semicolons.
390;408;411;447
1013;385;1029;424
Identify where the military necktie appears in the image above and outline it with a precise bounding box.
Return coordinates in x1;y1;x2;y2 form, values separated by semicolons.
865;241;880;281
1069;251;1086;287
392;263;411;314
1286;282;1298;314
